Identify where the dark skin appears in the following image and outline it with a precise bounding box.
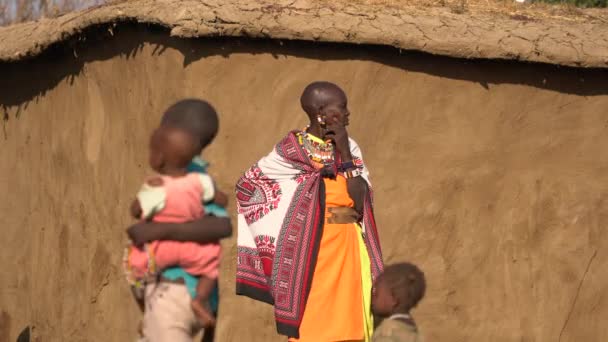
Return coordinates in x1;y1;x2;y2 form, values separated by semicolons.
127;126;232;245
130;102;228;339
130;127;229;224
127;215;231;246
303;83;368;215
130;127;224;327
372;276;405;317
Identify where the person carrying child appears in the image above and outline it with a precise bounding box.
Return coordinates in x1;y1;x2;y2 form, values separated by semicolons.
371;262;426;342
124;99;230;342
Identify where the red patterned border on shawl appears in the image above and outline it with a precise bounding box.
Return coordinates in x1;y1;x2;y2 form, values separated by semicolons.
236;132;324;338
236;131;383;338
362;190;384;279
236;246;274;303
236;247;267;283
271;132;324;337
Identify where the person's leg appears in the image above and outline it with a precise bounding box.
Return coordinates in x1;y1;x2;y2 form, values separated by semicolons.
201;283;219;342
201;326;215;342
191;276;217;328
143;282;201;342
209;282;219;315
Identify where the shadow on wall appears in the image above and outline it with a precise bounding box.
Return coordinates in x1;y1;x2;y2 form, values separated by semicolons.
0;311;8;342
1;21;608;113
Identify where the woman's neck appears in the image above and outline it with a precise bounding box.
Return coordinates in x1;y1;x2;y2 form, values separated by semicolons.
306;122;323;139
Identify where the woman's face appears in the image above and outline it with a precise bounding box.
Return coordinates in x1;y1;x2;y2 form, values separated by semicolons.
321;98;350;127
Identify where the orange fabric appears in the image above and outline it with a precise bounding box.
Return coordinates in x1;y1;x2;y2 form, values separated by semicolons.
289;176;364;342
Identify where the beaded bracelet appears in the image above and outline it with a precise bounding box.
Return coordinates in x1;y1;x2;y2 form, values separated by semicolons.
339;161;356;171
343;168;363;179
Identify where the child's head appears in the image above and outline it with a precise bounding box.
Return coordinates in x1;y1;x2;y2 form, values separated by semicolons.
148;125;200;174
160;99;219;153
372;262;426;317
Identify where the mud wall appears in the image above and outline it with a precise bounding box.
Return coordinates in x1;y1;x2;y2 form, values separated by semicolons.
1;25;607;342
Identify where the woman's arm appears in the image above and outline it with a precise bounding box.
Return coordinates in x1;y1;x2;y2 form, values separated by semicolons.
127;216;232;246
346;176;367;215
331;124;367;215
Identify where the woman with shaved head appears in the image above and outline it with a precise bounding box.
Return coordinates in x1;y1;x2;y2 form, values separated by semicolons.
235;82;384;341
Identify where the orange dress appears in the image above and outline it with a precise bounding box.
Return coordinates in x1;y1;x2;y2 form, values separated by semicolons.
289;176;366;342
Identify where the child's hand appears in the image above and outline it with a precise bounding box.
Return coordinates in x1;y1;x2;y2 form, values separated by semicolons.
213;190;229;208
130;199;143;219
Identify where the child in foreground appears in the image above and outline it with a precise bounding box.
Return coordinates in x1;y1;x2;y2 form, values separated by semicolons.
371;262;426;342
125;102;227;330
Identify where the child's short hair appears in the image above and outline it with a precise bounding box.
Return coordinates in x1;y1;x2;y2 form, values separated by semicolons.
381;262;426;312
160;99;219;152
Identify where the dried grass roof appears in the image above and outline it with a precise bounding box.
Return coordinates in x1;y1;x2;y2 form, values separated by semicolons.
0;0;607;67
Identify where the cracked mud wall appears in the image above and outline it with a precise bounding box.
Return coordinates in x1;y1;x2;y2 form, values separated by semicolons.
1;0;608;67
1;26;608;342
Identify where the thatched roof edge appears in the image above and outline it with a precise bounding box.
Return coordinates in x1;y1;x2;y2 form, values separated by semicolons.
1;0;607;68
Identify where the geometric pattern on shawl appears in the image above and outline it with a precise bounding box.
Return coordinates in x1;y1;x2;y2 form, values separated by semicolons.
235;131;384;338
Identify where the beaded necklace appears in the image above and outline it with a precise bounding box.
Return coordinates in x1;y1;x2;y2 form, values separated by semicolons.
297;130;335;164
296;129;338;178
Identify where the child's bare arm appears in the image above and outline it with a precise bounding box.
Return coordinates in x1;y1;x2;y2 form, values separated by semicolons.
130;286;145;313
130;199;143;219
199;175;227;207
213;190;229;208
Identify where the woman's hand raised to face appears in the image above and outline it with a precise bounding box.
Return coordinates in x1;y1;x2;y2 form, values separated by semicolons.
320;98;351;157
325;116;351;160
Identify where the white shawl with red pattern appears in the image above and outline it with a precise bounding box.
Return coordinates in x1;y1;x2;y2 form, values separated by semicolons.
235;131;383;337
